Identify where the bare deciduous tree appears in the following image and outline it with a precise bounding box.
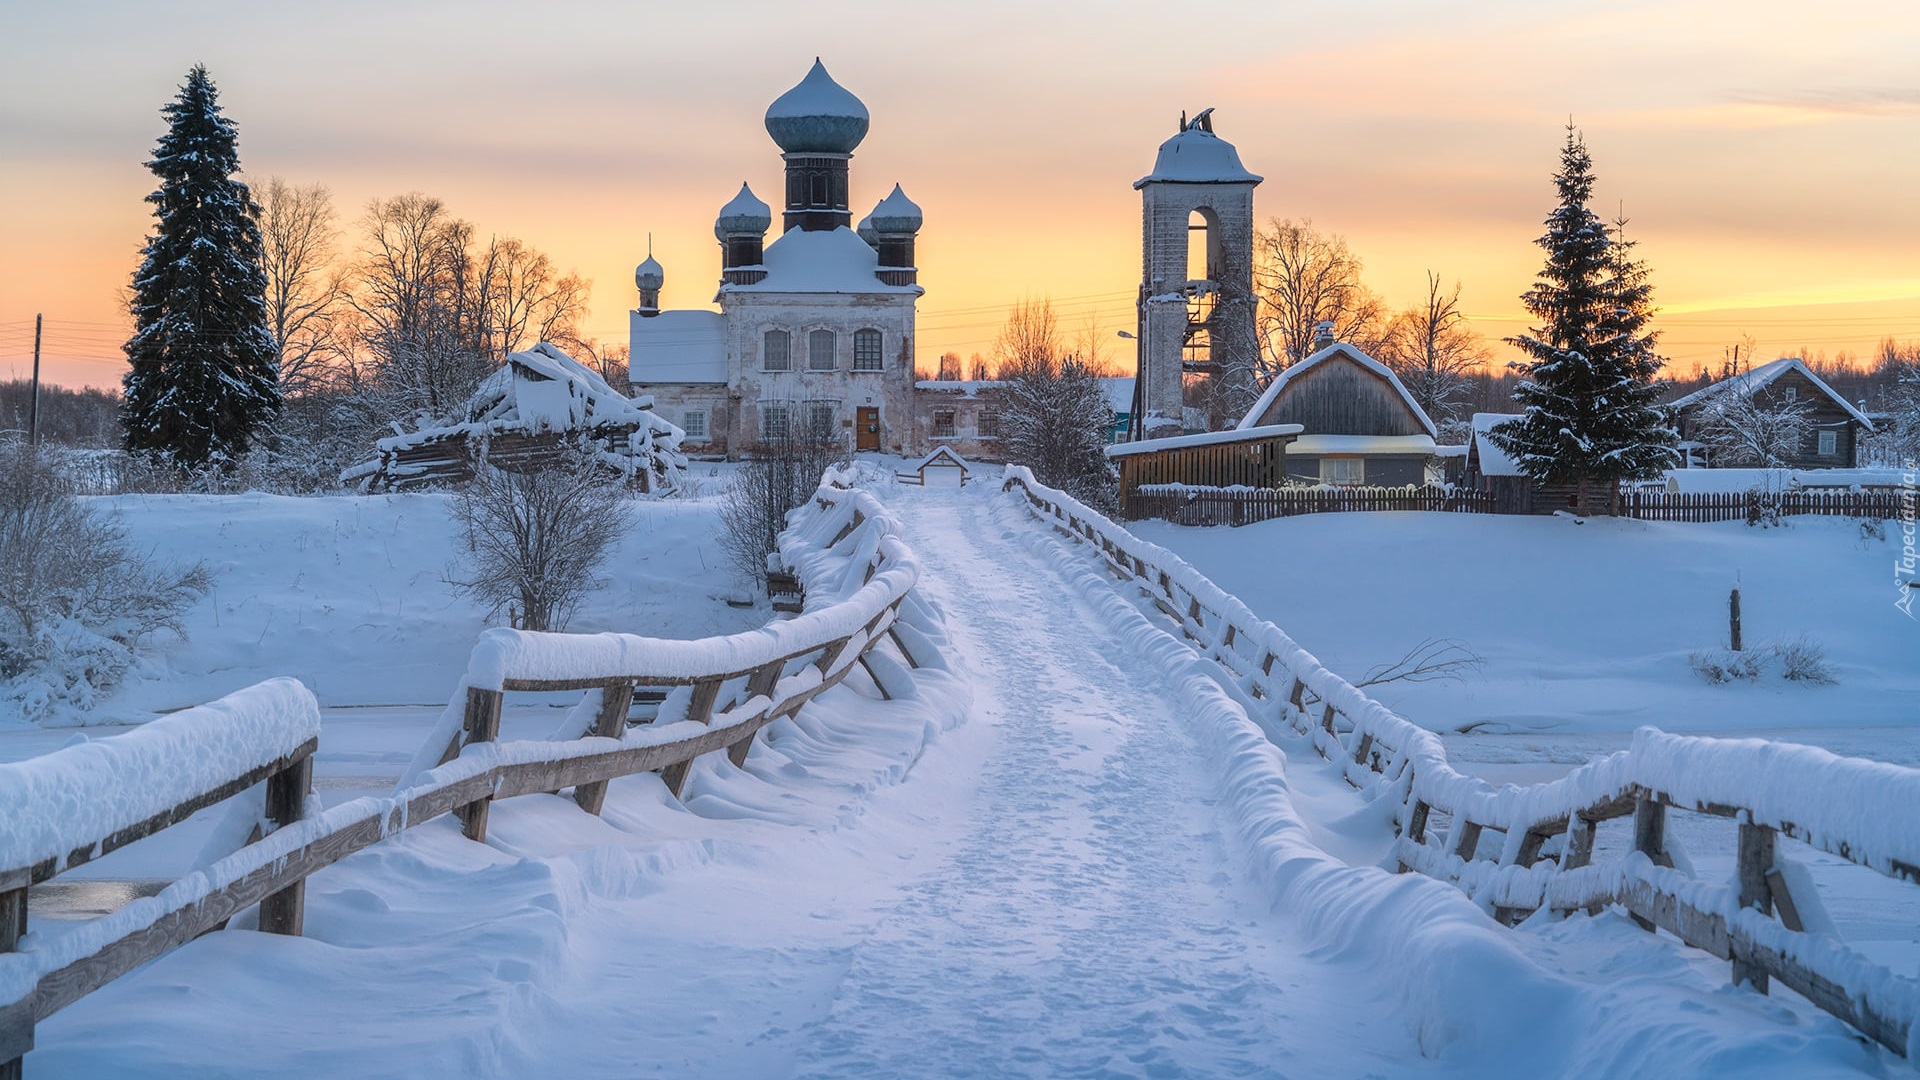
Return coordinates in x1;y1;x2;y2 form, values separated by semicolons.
718;417;841;585
1251;219;1393;374
475;235;590;364
1379;272;1491;440
1693;391;1815;467
258;178;347;395
351;193;488;420
448;448;629;632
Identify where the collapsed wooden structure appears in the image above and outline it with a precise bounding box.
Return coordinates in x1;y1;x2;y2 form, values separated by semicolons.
343;343;687;492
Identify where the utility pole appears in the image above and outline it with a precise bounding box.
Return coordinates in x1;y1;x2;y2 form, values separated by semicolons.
29;313;42;446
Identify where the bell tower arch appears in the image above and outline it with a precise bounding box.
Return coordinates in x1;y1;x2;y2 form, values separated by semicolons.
1132;109;1262;439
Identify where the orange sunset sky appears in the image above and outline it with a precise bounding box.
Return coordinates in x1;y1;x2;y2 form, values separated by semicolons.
2;0;1917;391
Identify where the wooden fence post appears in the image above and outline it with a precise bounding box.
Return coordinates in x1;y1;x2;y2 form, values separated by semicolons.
728;661;786;767
258;752;314;936
456;687;503;842
1560;814;1595;871
662;678;723;797
572;683;634;816
1;880;28;1078
1734;823;1776;993
1629;796;1669;930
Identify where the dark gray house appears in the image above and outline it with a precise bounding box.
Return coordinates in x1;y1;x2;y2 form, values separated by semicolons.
1236;339;1443;486
1668;357;1873;468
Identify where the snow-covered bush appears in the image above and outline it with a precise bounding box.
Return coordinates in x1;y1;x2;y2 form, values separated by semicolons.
718;426;842;586
0;443;212;721
1688;638;1835;686
447;448;628;632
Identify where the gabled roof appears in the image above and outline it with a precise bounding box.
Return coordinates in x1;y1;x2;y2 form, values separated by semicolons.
1669;357;1874;430
1235;342;1439;438
906;445;971;472
1468;413;1524;477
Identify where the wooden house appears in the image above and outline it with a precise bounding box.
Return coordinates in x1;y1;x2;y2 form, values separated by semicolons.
1236;340;1446;486
1106;425;1301;518
1668;357;1874;468
344;343;687;492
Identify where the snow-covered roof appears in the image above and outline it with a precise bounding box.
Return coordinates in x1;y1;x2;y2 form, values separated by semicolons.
1469;413;1524;477
1135;121;1263;188
1106;423;1302;458
1669;357;1874;430
915;379;998;397
906;445;970;472
1659;467;1909;494
764;58;869;154
1287;434;1440;456
723;226;922;295
1235;342;1439;438
635;254;663;289
867;183;922;233
629;309;729;384
376;342;672;455
1099;377;1135;415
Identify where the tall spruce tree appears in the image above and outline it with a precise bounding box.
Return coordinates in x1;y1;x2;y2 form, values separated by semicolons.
122;65;279;466
1491;127;1674;513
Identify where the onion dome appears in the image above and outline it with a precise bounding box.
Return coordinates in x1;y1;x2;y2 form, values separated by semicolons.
866;183;922;233
634;254;664;290
764;58;870;154
856;215;879;247
713;182;772;240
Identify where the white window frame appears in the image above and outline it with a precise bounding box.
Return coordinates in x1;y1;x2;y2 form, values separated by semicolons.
808;328;837;371
681;409;707;439
1783;385;1798;403
762;329;791;372
1320;457;1364;486
1817;429;1837;456
852;328;884;371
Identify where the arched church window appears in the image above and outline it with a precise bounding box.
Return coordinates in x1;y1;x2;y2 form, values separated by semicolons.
763;330;791;371
808;329;837;371
852;329;883;371
1188;208;1222;284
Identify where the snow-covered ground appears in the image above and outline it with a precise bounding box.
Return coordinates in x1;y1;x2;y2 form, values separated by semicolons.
4;479;1914;1076
1130;510;1918;737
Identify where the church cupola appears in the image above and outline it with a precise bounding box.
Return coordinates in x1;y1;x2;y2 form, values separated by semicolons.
714;182;771;285
634;253;664;317
866;183;922;286
764;59;869;233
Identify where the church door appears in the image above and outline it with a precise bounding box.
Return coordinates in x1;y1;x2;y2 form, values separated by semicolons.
856;407;880;451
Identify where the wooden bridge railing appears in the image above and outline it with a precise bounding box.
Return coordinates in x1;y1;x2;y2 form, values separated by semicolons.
0;469;940;1076
1002;465;1920;1060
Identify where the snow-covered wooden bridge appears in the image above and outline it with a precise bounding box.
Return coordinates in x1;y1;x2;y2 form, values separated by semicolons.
2;471;1916;1077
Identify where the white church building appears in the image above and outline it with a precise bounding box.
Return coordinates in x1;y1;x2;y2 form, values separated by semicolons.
627;60;924;457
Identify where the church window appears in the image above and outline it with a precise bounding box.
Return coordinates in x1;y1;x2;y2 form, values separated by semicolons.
932;409;956;439
681;410;707;439
805;400;837;437
761;402;791;442
976;410;1000;438
809;329;837;371
853;329;884;371
763;330;791;371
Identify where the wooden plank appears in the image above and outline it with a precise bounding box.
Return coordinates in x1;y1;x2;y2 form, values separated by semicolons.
1451;821;1484;861
258;755;313;937
1764;868;1806;934
572;683;635;816
727;661;785;767
3;737;320;889
0;995;29;1075
1630;796;1671;930
457;687;503;843
1560;814;1596;871
1404;800;1430;844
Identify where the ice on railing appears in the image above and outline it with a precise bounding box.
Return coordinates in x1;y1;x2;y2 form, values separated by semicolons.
0;677;320;875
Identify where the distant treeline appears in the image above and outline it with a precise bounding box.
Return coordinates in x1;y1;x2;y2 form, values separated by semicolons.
0;381;121;447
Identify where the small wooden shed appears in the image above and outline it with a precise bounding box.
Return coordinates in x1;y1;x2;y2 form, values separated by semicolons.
1105;425;1302;518
898;446;972;487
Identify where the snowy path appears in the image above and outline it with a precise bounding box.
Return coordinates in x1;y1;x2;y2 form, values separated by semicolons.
787;486;1432;1077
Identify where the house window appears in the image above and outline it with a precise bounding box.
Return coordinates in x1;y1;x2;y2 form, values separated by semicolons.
1320;457;1364;486
681;410;707;439
761;402;791;442
805;401;837;437
1818;429;1837;456
808;329;836;371
853;329;883;371
763;330;790;371
932;409;956;438
1783;385;1798;402
977;409;1000;438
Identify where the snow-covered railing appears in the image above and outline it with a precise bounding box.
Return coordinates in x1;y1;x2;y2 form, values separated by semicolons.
415;467;939;840
1;679;322;1071
2;471;942;1077
1002;466;1920;1060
